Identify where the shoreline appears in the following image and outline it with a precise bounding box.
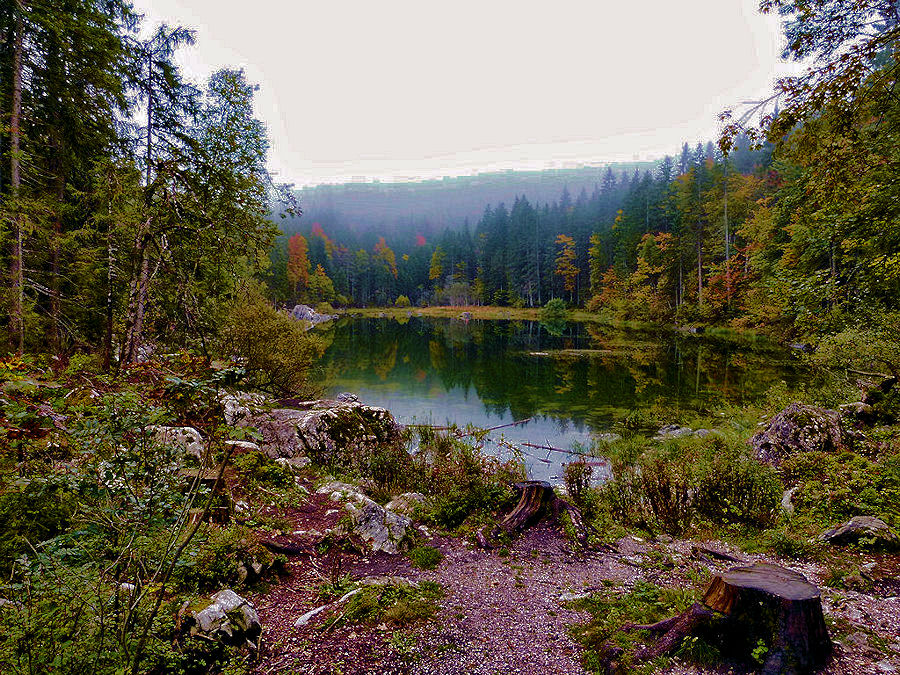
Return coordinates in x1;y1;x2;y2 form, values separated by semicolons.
334;305;775;344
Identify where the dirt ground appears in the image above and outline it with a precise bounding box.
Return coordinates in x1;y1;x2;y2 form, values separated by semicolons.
246;484;900;675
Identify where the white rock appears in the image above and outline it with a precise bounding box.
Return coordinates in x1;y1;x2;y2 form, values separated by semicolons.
558;591;590;602
341;497;412;554
224;439;260;452
188;589;261;646
220;391;268;426
275;456;311;473
317;481;367;502
150;426;204;461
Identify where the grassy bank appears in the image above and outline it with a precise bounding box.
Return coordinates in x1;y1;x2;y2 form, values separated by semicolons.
341;305;654;328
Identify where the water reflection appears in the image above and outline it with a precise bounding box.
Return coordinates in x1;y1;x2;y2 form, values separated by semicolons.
316;317;801;481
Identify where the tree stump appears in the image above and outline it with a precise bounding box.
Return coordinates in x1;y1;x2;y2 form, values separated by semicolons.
476;480;595;548
703;563;831;675
626;562;831;674
497;481;556;533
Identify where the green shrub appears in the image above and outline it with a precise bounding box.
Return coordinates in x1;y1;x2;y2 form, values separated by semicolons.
541;297;568;321
368;442;416;500
601;436;783;536
762;528;819;559
782;449;900;529
173;524;274;591
0;477;78;574
219;292;323;397
564;459;599;521
694;443;782;526
232;449;293;488
395;295;411;308
323;580;443;630
411;427;522;530
408;545;443;570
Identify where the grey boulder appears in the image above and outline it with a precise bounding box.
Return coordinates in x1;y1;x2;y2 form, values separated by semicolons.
820;516;900;550
319;482;412;554
150;426;204;462
750;402;859;466
182;589;261;646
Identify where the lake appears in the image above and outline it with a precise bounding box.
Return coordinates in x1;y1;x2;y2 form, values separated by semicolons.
317;316;802;482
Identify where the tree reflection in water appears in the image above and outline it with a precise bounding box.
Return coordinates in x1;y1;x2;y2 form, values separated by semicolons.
314;317;803;480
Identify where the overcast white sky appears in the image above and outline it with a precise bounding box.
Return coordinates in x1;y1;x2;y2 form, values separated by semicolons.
132;0;800;186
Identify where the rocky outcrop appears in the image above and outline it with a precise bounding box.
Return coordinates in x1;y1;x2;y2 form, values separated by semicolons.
317;481;412;554
151;426;204;462
236;400;401;472
180;589;261;647
289;304;337;326
749;402;859;466
820;516;900;550
220;391;268;426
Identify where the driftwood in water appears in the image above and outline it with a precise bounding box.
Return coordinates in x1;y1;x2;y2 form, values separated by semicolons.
625;562;831;674
477;480;595;548
405;418;532;435
455;418;533;437
521;441;568;453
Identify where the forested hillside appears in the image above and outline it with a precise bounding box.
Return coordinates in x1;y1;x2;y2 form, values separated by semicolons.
288;162;656;241
269;1;900;339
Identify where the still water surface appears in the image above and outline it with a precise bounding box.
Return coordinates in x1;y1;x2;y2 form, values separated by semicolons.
319;317;802;482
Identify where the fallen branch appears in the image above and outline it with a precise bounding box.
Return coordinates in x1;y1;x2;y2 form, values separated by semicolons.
690;545;743;563
456;418;532;437
846;368;891;379
259;538;314;557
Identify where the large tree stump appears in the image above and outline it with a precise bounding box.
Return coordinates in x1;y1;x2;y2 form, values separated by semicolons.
704;563;831;675
626;562;831;674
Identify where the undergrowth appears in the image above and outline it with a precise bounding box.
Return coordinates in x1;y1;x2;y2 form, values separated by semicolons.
568;580;708;674
322;580;444;630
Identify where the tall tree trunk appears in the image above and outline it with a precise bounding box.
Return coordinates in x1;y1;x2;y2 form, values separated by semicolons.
677;255;683;308
9;4;25;354
697;240;703;305
696;173;703;307
122;226;151;365
50;176;65;353
724;170;730;311
102;193;115;371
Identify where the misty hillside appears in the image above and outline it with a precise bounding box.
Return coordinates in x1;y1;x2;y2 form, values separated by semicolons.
283;162;658;241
